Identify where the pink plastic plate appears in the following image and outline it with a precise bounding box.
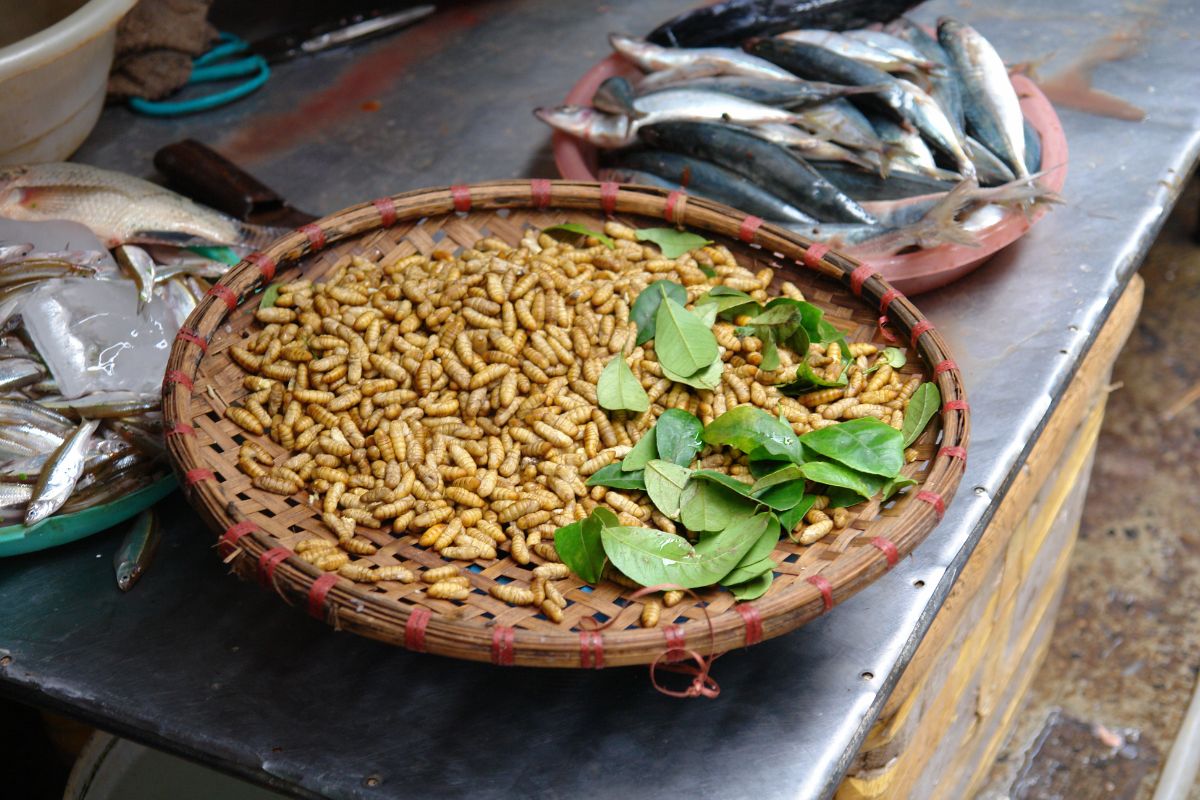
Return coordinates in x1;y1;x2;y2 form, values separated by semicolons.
551;55;1067;295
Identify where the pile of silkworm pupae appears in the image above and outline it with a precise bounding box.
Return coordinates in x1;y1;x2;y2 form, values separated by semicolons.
223;221;920;626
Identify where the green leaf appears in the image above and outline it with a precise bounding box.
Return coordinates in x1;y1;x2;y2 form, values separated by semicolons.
600;513;768;588
777;496;816;534
661;356;723;390
654;409;704;467
635;227;713;259
655;298;719;377
630;281;687;345
882;475;918;500
690;469;756;497
800;461;886;500
801;418;904;478
750;464;808;511
621;429;658;472
727;517;780;577
543;222;615;249
699;264;717;278
694;302;719;328
825;487;861;508
696;286;761;320
597;356;649;413
782;361;850;394
586;462;646;490
644;460;692;520
722;557;777;589
679;479;758;532
703;405;804;463
901;383;941;448
759;334;781;371
553;514;608;584
727;569;774;600
259;283;280;309
867;347;906;373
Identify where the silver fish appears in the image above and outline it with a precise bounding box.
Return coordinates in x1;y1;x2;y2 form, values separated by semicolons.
0;163;285;249
842;30;940;70
25;418;100;526
794;99;889;154
0;398;75;431
114;509;159;591
749;124;879;171
965;136;1016;185
40;393;160;420
0;481;32;510
894;77;974;177
0;422;64;455
0;358;44;391
609;34;798;82
938;19;1027;177
0;243;33;263
776;30;929;72
114;245;156;313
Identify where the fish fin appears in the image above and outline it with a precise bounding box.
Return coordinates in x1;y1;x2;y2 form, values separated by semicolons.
865;180;983;254
129;230;213;248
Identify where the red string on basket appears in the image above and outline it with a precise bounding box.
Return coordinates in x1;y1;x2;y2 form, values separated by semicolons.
206;284;238;311
909;319;934;349
871;536;900;567
735;603;763;645
491;625;515;666
299;223;326;250
849;264;877;296
917;490;946;520
163;370;193;392
257;547;291;587
943;399;969;413
664;191;686;224
877;316;899;344
934;359;958;375
450;184;472;213
801;242;830;269
938;445;967;463
600;182;619;215
306;573;338;619
246;252;276;282
878;287;902;315
219;520;257;557
372;197;397;227
663;624;687;662
738;215;763;243
183;468;214;487
530;178;552;209
163;423;194;438
579;630;605;669
807;574;834;613
175;327;207;353
404;607;431;652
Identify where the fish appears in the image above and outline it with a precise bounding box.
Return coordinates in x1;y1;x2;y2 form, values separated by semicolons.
793;98;890;155
0;243;32;263
593;76;644;118
597;167;684;191
842;29;939;70
40;393;160;420
114;245;156;313
639;75;883;108
1024;118;1042;173
892;77;975;177
638;121;877;224
25;418;100;526
775;29;932;72
887;18;966;140
0;358;45;391
810;161;957;201
535;90;803;148
0;481;32;511
750;124;879;171
608;150;818;225
937;19;1027;177
610;34;798;81
113;509;159;592
0;163;285;249
646;0;924;48
0;259;96;288
965;136;1016;185
0;398;75;431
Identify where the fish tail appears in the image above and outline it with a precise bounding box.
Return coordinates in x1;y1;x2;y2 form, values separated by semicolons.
869;179;982;253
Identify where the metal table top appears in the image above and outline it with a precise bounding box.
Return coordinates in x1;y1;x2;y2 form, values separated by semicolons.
3;1;1197;798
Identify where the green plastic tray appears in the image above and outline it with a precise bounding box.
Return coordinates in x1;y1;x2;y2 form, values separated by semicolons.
0;475;177;557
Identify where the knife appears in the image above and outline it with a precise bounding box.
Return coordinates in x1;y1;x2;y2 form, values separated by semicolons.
250;4;436;64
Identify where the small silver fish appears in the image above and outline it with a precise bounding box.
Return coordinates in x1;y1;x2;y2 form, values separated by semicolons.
114;245;156;313
0;163;284;249
776;30;929;72
25;418;100;526
40;393;160;420
842;30;940;70
0;358;45;391
0;481;32;510
610;33;799;82
114;509;159;591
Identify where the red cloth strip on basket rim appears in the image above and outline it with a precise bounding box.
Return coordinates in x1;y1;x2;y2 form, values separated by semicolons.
206;284;238;311
664;190;686;224
175;328;207;352
879;287;902;314
220;520;258;554
663;624;687;660
939;445;967;462
246;252;276;282
164;423;195;438
934;359;958;375
917;490;946;520
943;399;969;413
306;573;338;619
530;178;552;209
257;547;291;586
372;197;397;227
404;607;432;652
849;264;877;296
299;223;325;250
738;215;763;243
909;319;934;349
600;181;619;215
735;603;763;645
163;370;193;391
450;184;472;213
183;468;213;487
579;631;605;669
491;625;516;665
871;536;899;567
807;574;834;612
801;242;830;268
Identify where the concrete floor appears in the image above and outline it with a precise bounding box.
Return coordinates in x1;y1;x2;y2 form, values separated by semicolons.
979;178;1200;798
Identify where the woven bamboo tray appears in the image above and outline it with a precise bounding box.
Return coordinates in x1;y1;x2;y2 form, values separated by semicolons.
163;180;969;668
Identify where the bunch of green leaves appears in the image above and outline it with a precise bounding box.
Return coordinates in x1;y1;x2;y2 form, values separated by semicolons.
634;228;713;259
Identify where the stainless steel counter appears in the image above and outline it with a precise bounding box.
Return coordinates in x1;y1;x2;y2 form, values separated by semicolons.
2;1;1197;798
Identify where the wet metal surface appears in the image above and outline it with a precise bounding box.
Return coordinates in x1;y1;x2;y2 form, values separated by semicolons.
1;1;1198;799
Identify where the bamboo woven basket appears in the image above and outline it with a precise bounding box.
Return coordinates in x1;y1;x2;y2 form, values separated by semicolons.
162;180;969;668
